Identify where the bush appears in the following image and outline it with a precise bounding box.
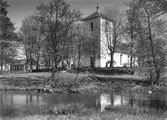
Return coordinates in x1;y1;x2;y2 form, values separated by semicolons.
91;67;134;75
50;103;94;115
32;69;53;72
73;67;135;75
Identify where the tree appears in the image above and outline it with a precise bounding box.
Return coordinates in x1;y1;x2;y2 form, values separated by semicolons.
125;6;138;68
19;15;45;71
68;22;98;69
126;0;167;84
0;0;18;71
35;0;82;82
103;6;125;67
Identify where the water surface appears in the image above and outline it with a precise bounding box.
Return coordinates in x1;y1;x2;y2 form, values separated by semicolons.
0;91;167;117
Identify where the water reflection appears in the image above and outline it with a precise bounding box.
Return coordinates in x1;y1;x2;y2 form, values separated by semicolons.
1;91;167;117
0;92;42;107
100;93;111;112
99;93;167;112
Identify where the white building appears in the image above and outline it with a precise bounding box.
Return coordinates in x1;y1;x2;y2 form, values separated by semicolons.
80;7;137;67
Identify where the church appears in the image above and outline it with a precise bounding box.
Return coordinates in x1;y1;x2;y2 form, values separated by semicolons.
79;6;138;68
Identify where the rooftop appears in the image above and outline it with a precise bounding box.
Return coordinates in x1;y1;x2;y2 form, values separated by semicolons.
82;5;113;22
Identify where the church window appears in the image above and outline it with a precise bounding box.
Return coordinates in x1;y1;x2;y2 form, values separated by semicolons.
105;21;110;41
105;21;109;32
90;22;94;31
128;55;130;65
120;54;122;65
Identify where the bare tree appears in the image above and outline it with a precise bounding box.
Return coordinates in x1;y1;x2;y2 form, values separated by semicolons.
103;6;125;67
35;0;82;83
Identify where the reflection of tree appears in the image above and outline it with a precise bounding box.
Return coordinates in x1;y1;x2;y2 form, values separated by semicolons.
149;94;166;110
11;94;13;106
0;94;3;108
26;94;28;107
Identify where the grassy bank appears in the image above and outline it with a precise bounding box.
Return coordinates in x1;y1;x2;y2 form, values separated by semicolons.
0;71;166;93
0;72;51;91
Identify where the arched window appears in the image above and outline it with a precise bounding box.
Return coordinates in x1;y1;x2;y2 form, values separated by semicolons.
90;22;93;31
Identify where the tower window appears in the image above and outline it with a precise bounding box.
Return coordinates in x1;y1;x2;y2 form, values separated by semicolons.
105;21;109;32
90;22;93;31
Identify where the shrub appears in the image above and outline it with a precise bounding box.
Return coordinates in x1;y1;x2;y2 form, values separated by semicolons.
32;69;53;72
68;67;135;75
91;67;134;75
50;103;94;115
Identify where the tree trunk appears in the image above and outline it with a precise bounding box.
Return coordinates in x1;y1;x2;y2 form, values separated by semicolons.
148;18;159;84
0;47;3;71
1;63;3;71
110;30;117;68
30;60;32;72
155;70;160;85
130;27;134;68
36;58;39;70
130;44;133;68
110;50;114;67
49;58;58;85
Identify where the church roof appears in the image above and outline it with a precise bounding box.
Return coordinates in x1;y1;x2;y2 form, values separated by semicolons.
82;11;113;22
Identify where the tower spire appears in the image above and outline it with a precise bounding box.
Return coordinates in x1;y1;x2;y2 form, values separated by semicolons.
96;3;99;11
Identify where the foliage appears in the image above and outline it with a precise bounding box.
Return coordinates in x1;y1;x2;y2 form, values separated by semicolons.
0;0;18;71
126;0;167;84
68;22;99;69
19;14;45;70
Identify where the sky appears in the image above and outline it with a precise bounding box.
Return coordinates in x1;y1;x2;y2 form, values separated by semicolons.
6;0;132;31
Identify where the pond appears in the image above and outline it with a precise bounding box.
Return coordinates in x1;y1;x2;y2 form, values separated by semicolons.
0;91;167;117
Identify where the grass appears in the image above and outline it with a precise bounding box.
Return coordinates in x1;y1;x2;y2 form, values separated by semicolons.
0;71;167;93
0;72;51;91
95;74;146;81
1;102;167;120
2;109;167;120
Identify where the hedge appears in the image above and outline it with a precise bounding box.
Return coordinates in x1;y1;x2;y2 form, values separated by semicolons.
76;67;135;75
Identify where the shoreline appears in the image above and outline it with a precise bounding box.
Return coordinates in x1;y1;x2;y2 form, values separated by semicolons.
0;72;167;94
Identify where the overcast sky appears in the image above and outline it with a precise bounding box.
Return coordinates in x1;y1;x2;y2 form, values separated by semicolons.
7;0;132;31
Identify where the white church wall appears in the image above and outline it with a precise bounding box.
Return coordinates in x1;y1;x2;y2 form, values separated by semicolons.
114;53;130;67
100;18;113;67
100;52;131;67
100;18;112;58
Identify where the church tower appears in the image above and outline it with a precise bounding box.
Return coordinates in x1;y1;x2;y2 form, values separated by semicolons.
82;5;113;67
